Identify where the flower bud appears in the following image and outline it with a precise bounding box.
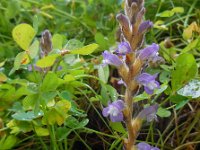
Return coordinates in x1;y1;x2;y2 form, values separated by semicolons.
138;20;153;33
102;51;123;67
40;30;52;56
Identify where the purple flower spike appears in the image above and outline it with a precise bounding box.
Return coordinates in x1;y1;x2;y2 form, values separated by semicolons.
137;142;160;150
137;73;160;94
138;104;159;122
102;51;123;67
139;43;159;61
102;100;124;122
139;20;153;33
115;42;131;55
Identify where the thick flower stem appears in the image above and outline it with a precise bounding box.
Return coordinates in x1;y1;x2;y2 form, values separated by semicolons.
123;88;135;150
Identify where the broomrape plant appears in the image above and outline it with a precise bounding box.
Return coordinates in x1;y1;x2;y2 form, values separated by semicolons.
101;0;161;149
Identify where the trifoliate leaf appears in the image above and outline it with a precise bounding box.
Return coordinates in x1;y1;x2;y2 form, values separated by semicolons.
12;24;36;50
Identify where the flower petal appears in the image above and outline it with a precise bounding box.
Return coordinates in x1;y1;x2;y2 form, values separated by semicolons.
102;107;110;117
117;79;127;87
139;43;159;61
102;51;123;67
151;147;160;150
110;112;123;122
139;20;153;33
155;81;160;88
112;100;125;111
137;104;159;122
115;42;131;55
137;73;157;85
144;86;154;94
137;142;151;150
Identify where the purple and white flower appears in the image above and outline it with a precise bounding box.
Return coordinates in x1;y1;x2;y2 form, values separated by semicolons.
138;20;153;33
115;42;131;55
117;79;127;87
137;104;159;122
102;100;124;122
138;43;159;61
102;51;123;67
137;73;160;94
137;142;160;150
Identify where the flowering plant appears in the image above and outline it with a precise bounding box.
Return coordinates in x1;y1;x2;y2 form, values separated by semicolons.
101;0;162;149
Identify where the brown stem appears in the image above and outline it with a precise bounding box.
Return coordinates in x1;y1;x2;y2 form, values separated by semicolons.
123;88;135;150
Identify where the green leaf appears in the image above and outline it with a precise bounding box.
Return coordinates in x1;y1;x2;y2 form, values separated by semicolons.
157;10;174;17
175;99;189;110
0;72;7;82
40;91;57;106
36;54;59;68
55;100;71;116
177;79;200;98
14;52;30;70
23;94;39;110
95;32;109;50
98;65;109;83
52;34;64;50
181;37;200;53
159;71;171;83
33;15;39;33
100;85;110;105
59;91;72;101
0;84;16;101
169;94;188;104
70;43;99;55
157;107;171;117
12;111;43;121
40;72;60;92
70;69;85;76
35;127;49;136
171;7;184;13
134;92;150;102
155;84;168;95
0;135;17;150
109;122;126;133
29;40;39;59
5;0;20;19
64;74;76;82
171;53;197;91
56;127;71;141
65;117;89;129
7;119;32;134
106;85;118;101
76;119;89;129
12;24;36;50
65;39;83;50
65;117;79;128
44;109;65;126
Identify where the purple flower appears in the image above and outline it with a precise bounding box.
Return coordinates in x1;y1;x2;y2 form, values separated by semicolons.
137;104;159;122
102;100;124;122
102;51;123;67
28;64;42;72
57;66;63;71
139;43;159;61
139;20;153;33
137;73;160;94
115;42;131;55
117;79;127;87
137;142;160;150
